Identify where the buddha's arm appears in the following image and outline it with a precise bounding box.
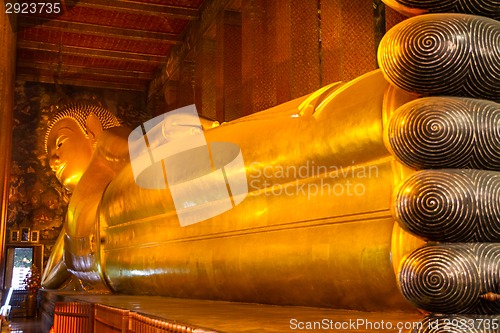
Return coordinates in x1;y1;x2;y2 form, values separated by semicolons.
41;231;72;289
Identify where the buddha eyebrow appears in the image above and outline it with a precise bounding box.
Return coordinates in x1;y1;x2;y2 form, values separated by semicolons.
56;136;68;145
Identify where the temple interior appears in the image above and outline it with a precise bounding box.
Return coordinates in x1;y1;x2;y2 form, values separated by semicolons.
0;0;499;332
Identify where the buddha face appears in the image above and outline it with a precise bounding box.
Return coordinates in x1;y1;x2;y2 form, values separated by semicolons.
46;118;95;191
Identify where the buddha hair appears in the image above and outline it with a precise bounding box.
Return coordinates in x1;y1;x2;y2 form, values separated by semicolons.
44;103;121;153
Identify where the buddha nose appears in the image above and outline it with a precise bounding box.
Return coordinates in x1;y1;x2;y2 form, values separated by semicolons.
49;154;60;172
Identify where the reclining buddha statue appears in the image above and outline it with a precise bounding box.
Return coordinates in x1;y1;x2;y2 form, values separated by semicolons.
42;0;500;319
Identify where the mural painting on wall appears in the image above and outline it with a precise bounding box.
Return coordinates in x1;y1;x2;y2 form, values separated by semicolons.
8;81;149;266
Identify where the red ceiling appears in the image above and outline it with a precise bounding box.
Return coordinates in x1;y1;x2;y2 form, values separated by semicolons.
16;0;206;91
31;6;190;34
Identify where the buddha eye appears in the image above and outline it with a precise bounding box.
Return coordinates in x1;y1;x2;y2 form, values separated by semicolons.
56;136;68;150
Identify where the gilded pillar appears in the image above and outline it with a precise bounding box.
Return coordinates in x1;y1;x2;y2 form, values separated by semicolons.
164;81;178;112
271;0;321;102
147;93;167;118
241;0;321;111
195;37;216;120
320;0;343;85
273;0;292;103
215;10;242;122
287;0;321;99
343;0;376;80
176;60;196;109
241;0;277;114
0;6;16;289
242;1;383;113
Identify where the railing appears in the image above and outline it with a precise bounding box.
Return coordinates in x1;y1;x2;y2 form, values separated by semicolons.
128;311;215;333
53;302;93;333
10;289;28;317
51;302;216;333
94;304;129;333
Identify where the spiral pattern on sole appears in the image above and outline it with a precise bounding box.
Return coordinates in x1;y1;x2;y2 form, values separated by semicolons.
388;98;500;170
378;14;500;102
399;243;500;314
385;0;500;20
394;169;500;242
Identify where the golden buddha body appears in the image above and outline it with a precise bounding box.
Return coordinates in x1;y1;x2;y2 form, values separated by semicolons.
43;1;500;318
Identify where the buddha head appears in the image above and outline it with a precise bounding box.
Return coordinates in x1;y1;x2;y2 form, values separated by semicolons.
45;104;121;191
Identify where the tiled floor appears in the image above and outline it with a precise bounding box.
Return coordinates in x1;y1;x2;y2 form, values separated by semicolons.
7;317;43;333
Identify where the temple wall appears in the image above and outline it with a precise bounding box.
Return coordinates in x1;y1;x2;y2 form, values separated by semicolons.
168;1;406;121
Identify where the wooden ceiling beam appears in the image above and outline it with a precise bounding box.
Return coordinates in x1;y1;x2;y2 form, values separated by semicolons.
17;61;155;80
18;16;183;44
148;0;231;98
67;0;199;20
16;73;147;91
17;40;166;63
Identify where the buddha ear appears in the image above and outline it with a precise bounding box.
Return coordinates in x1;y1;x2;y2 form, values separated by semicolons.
85;112;103;143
